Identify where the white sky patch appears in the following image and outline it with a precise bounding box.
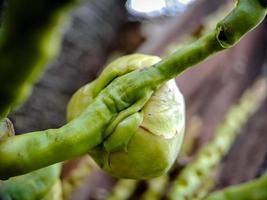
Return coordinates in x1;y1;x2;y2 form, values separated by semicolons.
127;0;196;17
129;0;166;13
178;0;195;5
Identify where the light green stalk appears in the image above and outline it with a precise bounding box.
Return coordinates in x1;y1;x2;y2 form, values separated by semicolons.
0;119;62;200
0;0;266;179
204;173;267;200
0;164;61;200
168;77;267;200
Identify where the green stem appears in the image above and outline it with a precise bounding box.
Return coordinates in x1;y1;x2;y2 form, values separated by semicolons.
0;164;61;200
0;0;77;117
99;0;266;104
0;99;115;179
204;173;267;200
0;119;61;200
167;77;267;200
0;0;266;179
142;0;266;87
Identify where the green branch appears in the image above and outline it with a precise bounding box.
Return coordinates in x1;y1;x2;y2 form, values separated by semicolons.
146;0;266;86
204;173;267;200
0;164;61;200
0;119;62;200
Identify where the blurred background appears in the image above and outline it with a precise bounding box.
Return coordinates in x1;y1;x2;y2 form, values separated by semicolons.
2;0;267;199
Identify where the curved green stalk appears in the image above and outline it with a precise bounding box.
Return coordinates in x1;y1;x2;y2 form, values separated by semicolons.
0;164;61;200
0;0;78;118
0;97;116;179
168;77;267;200
0;0;266;179
0;120;62;200
149;0;266;85
204;173;267;200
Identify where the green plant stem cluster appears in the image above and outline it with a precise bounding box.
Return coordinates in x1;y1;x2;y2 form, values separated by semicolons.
0;164;62;200
205;173;267;200
0;120;62;200
168;77;267;200
0;0;266;180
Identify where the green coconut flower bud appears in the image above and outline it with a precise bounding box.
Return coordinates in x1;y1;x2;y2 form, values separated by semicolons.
67;54;185;179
